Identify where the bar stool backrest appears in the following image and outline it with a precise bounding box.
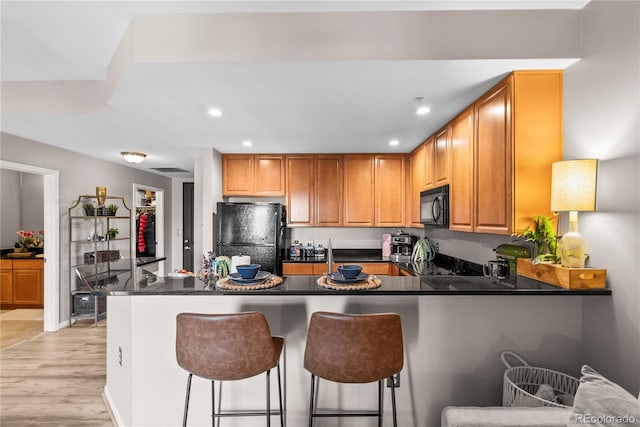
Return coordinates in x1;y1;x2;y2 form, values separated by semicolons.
176;311;278;381
304;311;404;384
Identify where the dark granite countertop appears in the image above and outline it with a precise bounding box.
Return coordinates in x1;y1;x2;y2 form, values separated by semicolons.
103;273;610;296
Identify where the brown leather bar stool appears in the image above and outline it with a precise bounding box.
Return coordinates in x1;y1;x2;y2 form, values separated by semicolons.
304;311;404;427
176;312;284;426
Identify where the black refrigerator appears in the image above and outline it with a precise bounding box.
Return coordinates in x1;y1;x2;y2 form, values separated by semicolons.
215;202;286;276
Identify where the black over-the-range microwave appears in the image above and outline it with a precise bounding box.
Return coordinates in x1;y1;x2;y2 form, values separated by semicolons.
420;184;449;226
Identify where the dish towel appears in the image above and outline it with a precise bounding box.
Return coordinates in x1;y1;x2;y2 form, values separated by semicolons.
138;213;148;253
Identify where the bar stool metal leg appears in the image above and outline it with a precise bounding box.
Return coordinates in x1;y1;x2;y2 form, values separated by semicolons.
308;374;315;427
390;376;398;427
211;380;215;427
183;373;193;427
277;363;284;427
377;380;383;427
266;369;271;427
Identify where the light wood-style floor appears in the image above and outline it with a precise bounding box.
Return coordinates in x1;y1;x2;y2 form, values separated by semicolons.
1;312;113;426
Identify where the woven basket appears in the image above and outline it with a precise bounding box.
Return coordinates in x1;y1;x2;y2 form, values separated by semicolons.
501;351;579;408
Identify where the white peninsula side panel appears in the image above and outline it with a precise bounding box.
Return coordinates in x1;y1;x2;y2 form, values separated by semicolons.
105;295;582;427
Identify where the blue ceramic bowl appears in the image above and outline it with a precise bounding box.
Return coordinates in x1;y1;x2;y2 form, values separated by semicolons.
236;264;261;279
338;264;362;279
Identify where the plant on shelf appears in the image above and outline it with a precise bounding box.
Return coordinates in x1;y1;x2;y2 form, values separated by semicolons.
83;203;95;216
106;204;119;216
512;215;559;264
107;228;119;240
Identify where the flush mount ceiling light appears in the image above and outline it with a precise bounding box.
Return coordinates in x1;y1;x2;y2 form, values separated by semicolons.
121;151;147;164
242;140;253;147
389;139;399;146
208;108;223;117
416;106;431;115
414;97;430;115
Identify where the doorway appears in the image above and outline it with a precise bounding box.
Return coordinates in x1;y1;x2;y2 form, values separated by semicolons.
0;160;59;332
182;183;194;272
132;183;165;276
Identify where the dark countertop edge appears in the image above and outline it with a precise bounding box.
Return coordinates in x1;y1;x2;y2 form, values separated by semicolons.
108;288;611;297
136;256;167;267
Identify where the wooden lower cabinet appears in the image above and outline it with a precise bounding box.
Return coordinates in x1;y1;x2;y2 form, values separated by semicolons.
13;269;43;306
0;268;13;305
1;259;44;308
282;263;314;275
283;262;397;276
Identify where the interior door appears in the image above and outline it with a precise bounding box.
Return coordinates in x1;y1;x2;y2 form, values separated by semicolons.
182;183;194;272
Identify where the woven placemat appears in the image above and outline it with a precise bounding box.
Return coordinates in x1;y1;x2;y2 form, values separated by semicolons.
317;275;382;290
216;275;283;290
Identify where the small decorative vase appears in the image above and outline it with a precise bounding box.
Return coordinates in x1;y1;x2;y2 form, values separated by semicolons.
14;247;27;253
96;186;107;207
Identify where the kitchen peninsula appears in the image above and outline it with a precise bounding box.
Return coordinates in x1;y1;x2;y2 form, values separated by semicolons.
103;266;608;426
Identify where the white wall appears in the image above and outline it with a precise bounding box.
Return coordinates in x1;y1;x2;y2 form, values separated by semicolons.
193;148;223;272
0;169;21;248
21;171;44;234
563;0;640;394
0;132;172;324
0;170;44;249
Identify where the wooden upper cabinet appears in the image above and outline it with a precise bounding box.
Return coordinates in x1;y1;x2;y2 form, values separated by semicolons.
423;137;435;189
449;107;475;232
471;71;562;235
511;71;563;232
222;154;285;196
254;155;285;196
222;155;254;196
286;156;314;226
315;155;343;227
434;127;449;186
343;155;375;227
375;154;405;227
410;144;426;227
475;79;512;234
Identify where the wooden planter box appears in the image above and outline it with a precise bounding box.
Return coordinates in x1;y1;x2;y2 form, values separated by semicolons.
517;258;606;289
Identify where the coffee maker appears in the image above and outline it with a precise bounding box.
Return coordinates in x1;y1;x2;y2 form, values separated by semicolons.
483;244;530;283
389;231;416;262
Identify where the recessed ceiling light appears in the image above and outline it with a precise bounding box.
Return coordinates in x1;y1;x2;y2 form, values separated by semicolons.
242;140;253;147
389;140;399;146
416;106;431;115
208;108;223;117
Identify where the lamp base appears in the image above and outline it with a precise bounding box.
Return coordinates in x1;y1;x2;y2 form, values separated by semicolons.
559;230;586;268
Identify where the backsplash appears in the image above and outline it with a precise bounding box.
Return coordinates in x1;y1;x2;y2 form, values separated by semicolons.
287;227;407;249
288;226;518;265
421;228;515;265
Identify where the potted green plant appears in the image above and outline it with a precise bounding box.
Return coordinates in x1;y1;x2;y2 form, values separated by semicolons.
83;203;95;216
106;204;118;216
107;228;119;240
513;215;559;264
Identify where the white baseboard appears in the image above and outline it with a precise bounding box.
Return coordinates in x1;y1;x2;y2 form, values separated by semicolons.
103;386;124;427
